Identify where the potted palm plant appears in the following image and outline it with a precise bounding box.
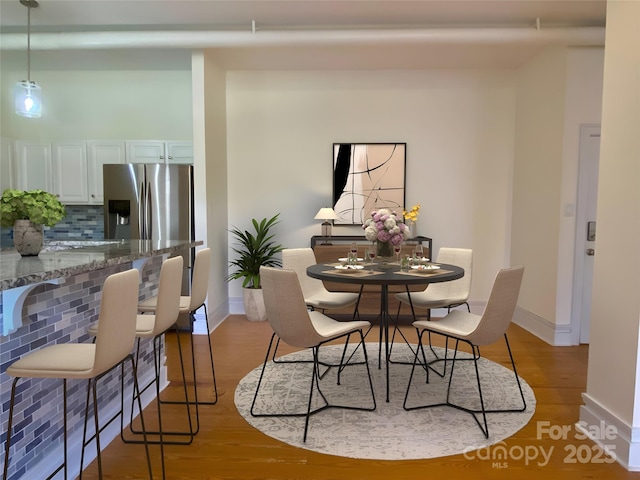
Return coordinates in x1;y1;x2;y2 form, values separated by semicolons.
0;189;66;256
227;213;284;321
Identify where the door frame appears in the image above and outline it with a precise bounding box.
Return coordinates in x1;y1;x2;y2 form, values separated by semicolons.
570;124;601;345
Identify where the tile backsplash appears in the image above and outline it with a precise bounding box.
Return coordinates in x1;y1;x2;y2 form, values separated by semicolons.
0;205;104;248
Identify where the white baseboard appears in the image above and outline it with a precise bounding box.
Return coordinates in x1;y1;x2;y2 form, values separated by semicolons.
580;392;640;470
229;295;244;315
192;302;227;334
512;306;574;346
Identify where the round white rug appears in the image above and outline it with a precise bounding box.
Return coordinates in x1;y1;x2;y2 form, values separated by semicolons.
234;342;536;460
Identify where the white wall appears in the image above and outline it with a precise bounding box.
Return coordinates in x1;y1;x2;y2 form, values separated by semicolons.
511;46;604;345
191;50;229;331
582;0;640;469
512;47;567;324
0;68;192;140
225;69;516;304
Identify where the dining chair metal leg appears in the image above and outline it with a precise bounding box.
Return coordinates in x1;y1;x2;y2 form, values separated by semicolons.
404;331;526;439
251;330;376;443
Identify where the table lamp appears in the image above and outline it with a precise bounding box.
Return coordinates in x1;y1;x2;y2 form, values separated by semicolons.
314;207;338;244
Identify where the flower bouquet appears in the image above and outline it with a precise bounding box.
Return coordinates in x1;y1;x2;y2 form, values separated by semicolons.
362;208;410;258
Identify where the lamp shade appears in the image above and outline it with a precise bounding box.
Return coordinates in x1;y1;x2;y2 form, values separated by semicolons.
15;80;42;118
314;207;338;221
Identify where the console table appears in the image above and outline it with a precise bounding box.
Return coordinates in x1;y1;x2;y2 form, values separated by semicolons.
311;235;432;254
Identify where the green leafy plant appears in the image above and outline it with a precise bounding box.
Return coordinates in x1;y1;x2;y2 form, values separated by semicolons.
227;214;284;289
0;189;66;227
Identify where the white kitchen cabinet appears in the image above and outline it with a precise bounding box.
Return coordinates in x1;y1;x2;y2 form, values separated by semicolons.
52;141;89;203
166;142;194;164
15;141;52;192
1;138;15;193
126;140;193;164
87;141;125;204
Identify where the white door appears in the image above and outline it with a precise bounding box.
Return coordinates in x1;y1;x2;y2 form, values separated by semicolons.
572;125;600;344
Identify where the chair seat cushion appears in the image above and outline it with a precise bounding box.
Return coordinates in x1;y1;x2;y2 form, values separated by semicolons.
305;291;359;310
395;291;466;309
134;314;158;337
89;314;159;338
413;310;480;339
7;344;97;379
138;295;191;313
309;311;370;340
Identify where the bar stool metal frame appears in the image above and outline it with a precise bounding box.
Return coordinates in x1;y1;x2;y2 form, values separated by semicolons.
138;247;217;436
121;256;196;453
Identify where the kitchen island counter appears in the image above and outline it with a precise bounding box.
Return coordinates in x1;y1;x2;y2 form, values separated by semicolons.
1;239;202;291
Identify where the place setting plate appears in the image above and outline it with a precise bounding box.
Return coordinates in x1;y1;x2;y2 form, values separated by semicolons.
334;264;365;272
410;264;441;274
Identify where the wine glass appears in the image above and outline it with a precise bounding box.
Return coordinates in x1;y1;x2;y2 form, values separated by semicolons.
414;244;424;262
350;242;358;259
366;245;376;270
394;243;402;263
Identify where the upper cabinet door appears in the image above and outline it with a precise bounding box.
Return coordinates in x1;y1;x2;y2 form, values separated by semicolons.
87;141;126;204
52;141;89;204
15;141;52;192
1;138;14;193
126;140;193;164
126;141;166;164
167;142;194;164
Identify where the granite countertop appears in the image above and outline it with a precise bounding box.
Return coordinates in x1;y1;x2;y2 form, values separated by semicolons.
0;239;202;291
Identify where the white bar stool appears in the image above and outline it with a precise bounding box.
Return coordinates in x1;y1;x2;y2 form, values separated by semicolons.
138;247;217;434
89;256;191;480
2;268;152;480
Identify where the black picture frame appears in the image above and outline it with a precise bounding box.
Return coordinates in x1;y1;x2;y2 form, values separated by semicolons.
332;142;406;225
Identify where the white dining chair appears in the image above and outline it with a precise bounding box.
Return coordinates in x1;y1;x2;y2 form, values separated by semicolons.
251;266;376;442
403;266;527;438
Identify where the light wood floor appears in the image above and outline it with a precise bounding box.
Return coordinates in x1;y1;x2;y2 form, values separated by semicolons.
80;315;639;480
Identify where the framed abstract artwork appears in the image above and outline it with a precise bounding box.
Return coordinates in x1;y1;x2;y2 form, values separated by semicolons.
332;142;406;225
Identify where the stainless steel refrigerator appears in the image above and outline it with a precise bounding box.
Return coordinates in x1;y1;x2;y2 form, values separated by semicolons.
103;163;194;330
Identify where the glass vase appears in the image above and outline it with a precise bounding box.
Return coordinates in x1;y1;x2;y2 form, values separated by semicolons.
376;241;394;260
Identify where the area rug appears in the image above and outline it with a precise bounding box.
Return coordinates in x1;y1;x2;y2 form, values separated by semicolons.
234;342;536;460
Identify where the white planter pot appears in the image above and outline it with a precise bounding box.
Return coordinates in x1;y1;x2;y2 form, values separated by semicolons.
243;288;267;321
13;220;44;256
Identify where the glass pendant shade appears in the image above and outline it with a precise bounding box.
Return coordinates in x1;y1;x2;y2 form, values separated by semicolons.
15;80;42;118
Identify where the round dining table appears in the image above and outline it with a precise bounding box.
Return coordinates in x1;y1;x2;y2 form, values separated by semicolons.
307;261;465;402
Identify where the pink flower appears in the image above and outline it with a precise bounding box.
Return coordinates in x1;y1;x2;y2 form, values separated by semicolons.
390;234;404;246
377;230;392;242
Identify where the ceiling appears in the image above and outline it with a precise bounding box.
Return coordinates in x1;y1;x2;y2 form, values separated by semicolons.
0;0;607;70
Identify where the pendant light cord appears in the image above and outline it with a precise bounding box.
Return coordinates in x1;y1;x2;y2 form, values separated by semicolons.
27;1;31;82
20;0;38;83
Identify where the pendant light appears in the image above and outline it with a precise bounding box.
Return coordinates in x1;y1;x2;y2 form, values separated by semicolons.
14;0;42;118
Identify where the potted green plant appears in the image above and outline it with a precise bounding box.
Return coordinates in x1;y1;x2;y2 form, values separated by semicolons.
227;214;284;321
0;189;66;256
